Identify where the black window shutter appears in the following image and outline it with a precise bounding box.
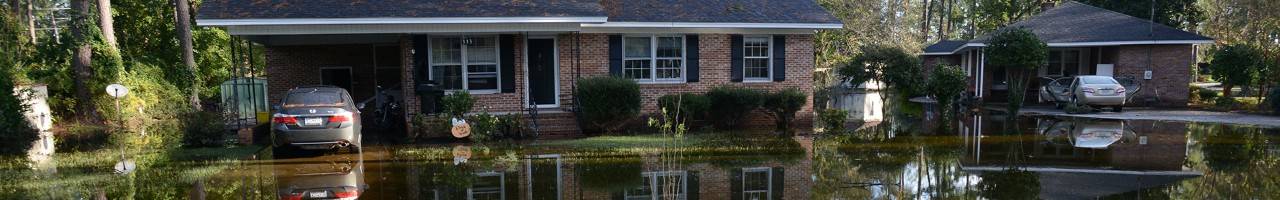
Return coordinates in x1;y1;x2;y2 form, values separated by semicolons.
688;171;701;200
686;34;700;82
609;35;623;77
500;35;516;93
771;167;785;199
730;35;744;82
773;35;787;82
413;35;430;85
729;168;743;200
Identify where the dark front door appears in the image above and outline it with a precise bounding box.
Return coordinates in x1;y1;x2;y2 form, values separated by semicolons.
320;68;353;92
527;38;557;106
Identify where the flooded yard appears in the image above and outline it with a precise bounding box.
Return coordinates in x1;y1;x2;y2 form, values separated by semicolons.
3;113;1279;199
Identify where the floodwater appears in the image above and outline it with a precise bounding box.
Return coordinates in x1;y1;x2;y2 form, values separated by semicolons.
3;113;1279;199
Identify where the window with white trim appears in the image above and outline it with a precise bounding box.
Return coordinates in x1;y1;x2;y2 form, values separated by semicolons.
623;35;685;82
742;167;772;199
743;36;772;81
624;171;687;200
431;36;499;92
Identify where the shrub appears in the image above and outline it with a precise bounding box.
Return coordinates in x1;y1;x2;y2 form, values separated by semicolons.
1214;97;1240;110
0;73;37;155
1197;87;1220;103
182;111;231;147
927;64;968;118
575;76;641;133
762;89;807;131
706;86;764;129
496;113;527;139
411;114;450;140
817;109;848;133
657;93;711;125
467;113;499;142
1271;88;1280;115
442;91;475;118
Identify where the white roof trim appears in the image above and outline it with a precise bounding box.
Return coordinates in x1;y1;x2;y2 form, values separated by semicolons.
581;22;843;29
924;40;1214;55
197;17;609;26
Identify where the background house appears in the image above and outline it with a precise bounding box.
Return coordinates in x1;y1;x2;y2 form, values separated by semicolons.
197;0;843;136
921;1;1213;107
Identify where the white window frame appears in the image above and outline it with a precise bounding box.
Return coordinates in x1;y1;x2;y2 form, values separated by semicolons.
429;35;502;94
622;35;686;83
468;171;505;200
623;171;688;200
742;35;773;82
741;167;772;199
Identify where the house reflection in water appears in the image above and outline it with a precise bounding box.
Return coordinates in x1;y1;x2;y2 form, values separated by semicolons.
956;115;1200;198
361;137;813;200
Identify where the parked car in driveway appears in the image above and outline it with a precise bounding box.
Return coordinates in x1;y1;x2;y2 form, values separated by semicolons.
1040;76;1129;112
272;86;363;153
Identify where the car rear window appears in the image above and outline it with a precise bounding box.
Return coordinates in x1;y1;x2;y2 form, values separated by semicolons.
1081;76;1118;84
283;91;347;108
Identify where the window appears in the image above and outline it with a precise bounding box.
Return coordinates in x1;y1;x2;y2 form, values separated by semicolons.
624;171;687;200
623;35;685;82
742;167;771;199
1045;49;1082;77
431;36;499;92
743;36;772;81
469;172;504;200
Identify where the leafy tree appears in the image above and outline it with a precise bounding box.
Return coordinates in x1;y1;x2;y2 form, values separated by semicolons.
984;28;1047;115
1079;0;1202;29
762;89;807;132
0;7;37;155
927;63;967;119
972;0;1042;37
1208;44;1263;97
838;44;925;97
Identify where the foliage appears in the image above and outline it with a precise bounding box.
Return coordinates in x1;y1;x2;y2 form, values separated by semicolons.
706;86;764;129
657;93;711;126
1213;97;1240;110
838;44;924;97
495;113;526;139
972;0;1044;36
1195;86;1219;103
467;113;499;142
441;91;474;118
984;28;1047;115
926;64;968;119
817;109;848;133
181;111;229;147
762;89;808;131
575;76;641;133
1079;0;1202;29
1208;44;1264;97
411;114;450;140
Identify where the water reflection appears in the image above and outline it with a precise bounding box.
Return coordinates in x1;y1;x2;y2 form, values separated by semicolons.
5;114;1280;199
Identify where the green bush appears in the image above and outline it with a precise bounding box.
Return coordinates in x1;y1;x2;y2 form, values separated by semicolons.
1197;87;1220;103
1270;88;1280;115
707;86;764;129
927;64;968;118
411;114;450;140
496;113;527;139
182;111;231;147
442;91;475;118
817;109;848;133
467;113;499;142
1215;97;1240;110
762;89;808;131
575;76;641;133
0;69;37;155
657;93;711;125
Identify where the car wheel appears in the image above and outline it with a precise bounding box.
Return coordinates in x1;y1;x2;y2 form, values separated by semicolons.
1112;106;1123;112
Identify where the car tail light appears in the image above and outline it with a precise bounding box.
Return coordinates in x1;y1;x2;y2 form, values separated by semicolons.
280;192;303;200
334;186;360;199
272;114;298;124
1082;87;1097;94
329;112;353;123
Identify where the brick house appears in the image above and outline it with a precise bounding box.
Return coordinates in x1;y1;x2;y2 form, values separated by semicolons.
921;1;1213;107
196;0;843;136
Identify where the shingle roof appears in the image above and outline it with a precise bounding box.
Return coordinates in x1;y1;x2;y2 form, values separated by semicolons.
970;1;1212;43
196;0;841;24
196;0;606;19
600;0;840;23
923;40;967;54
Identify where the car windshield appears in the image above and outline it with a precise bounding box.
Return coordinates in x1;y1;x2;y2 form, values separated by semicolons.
283;91;346;108
1080;76;1118;84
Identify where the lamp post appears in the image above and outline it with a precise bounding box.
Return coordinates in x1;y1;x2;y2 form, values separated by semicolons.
105;84;134;175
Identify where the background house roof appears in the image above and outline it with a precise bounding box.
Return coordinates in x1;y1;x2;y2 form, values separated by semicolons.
196;0;607;20
600;0;840;24
197;0;840;24
923;40;968;55
969;1;1212;44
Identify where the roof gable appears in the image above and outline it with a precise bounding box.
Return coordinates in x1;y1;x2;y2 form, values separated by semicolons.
970;1;1211;44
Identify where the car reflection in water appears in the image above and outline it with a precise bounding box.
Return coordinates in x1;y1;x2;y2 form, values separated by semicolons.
1038;118;1137;149
275;153;366;200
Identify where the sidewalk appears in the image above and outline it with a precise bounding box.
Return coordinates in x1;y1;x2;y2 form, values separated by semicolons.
994;106;1280;128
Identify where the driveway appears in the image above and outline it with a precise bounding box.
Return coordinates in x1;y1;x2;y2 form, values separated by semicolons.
1007;106;1280;128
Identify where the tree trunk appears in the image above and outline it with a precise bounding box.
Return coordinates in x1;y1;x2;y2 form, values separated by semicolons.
25;0;34;44
1223;83;1233;98
921;0;932;41
174;0;199;110
71;0;99;121
96;0;115;49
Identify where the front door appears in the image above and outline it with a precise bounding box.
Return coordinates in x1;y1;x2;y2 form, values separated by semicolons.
527;38;558;107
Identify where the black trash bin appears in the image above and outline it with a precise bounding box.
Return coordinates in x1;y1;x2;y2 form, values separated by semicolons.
416;82;445;114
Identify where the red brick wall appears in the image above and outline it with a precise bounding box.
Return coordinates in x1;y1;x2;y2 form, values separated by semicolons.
1113;45;1193;107
264;45;380;104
